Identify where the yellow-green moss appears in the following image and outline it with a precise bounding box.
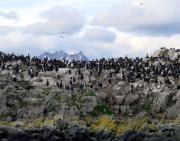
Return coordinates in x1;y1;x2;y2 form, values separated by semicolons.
173;118;180;125
147;123;158;132
90;116;159;135
0;121;17;127
90;115;116;132
0;116;178;136
84;116;93;126
23;118;55;129
116;117;158;135
160;118;180;126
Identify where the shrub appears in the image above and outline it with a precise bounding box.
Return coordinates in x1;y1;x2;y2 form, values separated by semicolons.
96;102;113;115
86;89;96;96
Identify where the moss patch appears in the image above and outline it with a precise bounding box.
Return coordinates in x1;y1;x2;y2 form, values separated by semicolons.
90;115;116;132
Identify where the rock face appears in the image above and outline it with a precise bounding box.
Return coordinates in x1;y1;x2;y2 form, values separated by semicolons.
153;48;169;57
0;124;179;141
0;121;179;141
0;61;180;122
152;48;180;59
166;90;180;118
81;96;97;114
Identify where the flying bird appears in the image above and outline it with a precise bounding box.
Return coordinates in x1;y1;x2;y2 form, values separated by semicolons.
59;31;68;38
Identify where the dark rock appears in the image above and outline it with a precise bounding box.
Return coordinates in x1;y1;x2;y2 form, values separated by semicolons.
89;137;98;141
49;135;61;141
124;131;148;141
1;139;9;141
56;119;68;131
9;132;29;141
0;130;8;139
30;133;44;141
148;136;162;141
0;126;20;136
164;137;180;141
159;125;175;137
41;126;56;139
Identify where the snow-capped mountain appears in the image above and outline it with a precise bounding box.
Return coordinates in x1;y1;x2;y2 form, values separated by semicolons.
53;50;69;60
66;51;89;61
39;50;89;61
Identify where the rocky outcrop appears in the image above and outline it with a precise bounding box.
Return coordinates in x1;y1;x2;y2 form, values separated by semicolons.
0;121;179;141
152;48;180;60
0;48;180;140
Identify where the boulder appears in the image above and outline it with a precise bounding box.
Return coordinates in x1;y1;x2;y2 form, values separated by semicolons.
114;95;125;105
152;91;170;113
152;49;169;58
81;96;97;113
124;94;139;105
0;126;22;136
23;97;42;106
120;105;130;114
113;81;126;91
166;90;180;118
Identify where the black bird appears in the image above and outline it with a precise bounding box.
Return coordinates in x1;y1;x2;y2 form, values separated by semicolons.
46;79;49;86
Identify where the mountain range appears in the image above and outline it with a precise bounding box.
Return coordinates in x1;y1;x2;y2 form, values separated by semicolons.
38;50;89;61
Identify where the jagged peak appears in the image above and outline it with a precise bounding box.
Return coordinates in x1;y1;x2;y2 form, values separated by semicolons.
38;50;89;61
78;51;84;55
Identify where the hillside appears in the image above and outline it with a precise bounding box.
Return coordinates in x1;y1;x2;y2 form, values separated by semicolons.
0;48;179;141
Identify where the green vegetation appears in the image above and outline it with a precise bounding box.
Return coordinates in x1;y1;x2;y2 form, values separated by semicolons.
42;90;49;95
90;111;98;117
0;113;9;120
96;103;113;115
90;102;113;116
144;103;152;113
86;89;96;96
143;99;153;113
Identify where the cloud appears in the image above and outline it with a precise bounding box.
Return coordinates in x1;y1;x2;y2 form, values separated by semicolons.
63;32;180;59
23;6;86;35
83;27;116;43
0;32;60;55
0;26;21;34
0;30;180;59
92;0;180;36
0;10;18;20
1;0;180;59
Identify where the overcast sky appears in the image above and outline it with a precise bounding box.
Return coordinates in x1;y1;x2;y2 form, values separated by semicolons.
0;0;180;59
